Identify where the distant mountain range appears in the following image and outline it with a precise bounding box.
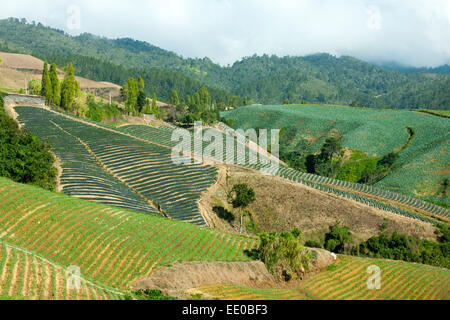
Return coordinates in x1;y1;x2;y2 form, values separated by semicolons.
0;17;448;110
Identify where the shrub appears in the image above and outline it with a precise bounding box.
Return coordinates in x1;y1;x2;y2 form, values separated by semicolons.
305;240;323;248
0;93;57;191
125;289;176;300
324;221;353;253
258;228;312;282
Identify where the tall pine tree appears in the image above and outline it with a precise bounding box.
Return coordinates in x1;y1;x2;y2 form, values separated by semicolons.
124;77;138;115
49;63;60;106
170;90;179;106
41;62;52;105
60;63;79;110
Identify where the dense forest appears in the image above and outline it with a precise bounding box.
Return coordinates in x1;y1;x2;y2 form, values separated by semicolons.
0;18;449;109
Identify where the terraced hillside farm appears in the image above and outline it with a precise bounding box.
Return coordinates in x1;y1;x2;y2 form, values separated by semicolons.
0;177;448;300
221;105;450;207
300;255;450;300
0;177;257;297
193;256;450;300
15;107;218;226
117;122;449;224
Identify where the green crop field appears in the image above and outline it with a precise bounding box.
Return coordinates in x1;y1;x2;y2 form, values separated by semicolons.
118;120;448;223
0;177;448;300
12;105;449;225
194;255;450;300
0;242;123;300
221;105;450;207
15;107;218;226
301;255;450;300
0;177;257;292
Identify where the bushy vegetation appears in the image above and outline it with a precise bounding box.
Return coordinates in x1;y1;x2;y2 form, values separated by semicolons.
40;60;79;111
257;228;312;282
315;219;450;269
228;183;256;233
0;93;57;191
324;221;353;253
172;86;223;125
353;224;450;269
85;94;122;122
124;289;176;300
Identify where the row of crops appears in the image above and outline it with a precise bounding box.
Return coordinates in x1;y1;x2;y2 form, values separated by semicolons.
276;167;449;222
15;107;218;226
0;241;122;300
0;177;258;289
119;121;448;223
2;177;447;300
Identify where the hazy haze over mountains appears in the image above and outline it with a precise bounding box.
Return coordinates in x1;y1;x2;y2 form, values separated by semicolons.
1;0;450;67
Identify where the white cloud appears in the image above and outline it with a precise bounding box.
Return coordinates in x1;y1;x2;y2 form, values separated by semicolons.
1;0;449;67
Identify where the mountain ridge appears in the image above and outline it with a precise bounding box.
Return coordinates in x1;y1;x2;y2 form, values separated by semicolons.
0;17;448;109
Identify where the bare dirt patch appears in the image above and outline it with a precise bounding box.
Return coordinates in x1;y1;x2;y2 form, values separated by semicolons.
132;261;276;297
201;165;436;242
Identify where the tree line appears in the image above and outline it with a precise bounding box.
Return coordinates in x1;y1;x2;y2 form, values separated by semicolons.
39;61;79;111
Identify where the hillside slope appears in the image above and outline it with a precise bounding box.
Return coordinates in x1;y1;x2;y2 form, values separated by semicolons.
0;51;121;100
0;177;256;292
0;177;448;300
222;104;450;207
14;106;217;226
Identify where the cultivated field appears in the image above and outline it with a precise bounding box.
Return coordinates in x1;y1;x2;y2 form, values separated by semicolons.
0;177;257;295
193;256;450;300
0;177;448;300
15;107;218;226
118;121;448;224
221;104;450;207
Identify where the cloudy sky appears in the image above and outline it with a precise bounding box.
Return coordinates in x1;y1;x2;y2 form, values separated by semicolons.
1;0;450;67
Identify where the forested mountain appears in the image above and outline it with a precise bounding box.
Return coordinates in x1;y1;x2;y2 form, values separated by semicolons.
0;18;448;109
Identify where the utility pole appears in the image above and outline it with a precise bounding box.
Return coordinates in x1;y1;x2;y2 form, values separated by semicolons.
109;91;112;105
25;77;28;95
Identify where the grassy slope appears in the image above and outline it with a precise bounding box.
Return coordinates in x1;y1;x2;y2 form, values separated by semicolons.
0;177;257;299
221;104;450;206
